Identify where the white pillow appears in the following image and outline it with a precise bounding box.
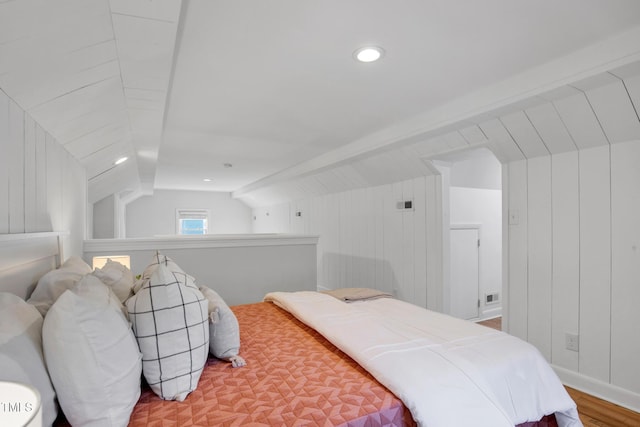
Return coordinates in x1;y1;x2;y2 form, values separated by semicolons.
27;256;92;317
92;258;135;303
127;260;209;401
59;256;93;275
43;275;142;426
199;287;245;367
0;292;58;426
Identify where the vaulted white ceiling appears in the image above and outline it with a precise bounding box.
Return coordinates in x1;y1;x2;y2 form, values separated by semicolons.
0;0;180;202
1;0;640;206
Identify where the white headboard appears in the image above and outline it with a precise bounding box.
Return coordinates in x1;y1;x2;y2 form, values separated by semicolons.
0;232;66;300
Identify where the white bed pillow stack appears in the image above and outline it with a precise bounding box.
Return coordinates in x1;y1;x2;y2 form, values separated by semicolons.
92;258;135;303
43;275;142;426
27;255;92;317
127;253;209;401
0;292;58;426
199;286;245;367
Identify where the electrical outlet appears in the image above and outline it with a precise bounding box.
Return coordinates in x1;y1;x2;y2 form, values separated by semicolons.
565;333;579;352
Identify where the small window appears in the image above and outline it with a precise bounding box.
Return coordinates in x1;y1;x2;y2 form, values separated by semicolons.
176;209;209;235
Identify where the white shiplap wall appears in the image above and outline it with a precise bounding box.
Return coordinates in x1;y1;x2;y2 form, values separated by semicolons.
253;175;442;310
0;89;86;257
505;141;640;408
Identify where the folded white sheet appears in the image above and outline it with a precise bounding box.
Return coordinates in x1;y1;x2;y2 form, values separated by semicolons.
264;291;582;427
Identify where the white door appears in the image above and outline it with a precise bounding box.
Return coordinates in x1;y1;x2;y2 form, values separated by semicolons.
450;227;480;320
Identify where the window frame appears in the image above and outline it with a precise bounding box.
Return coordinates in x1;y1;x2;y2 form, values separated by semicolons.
175;209;210;235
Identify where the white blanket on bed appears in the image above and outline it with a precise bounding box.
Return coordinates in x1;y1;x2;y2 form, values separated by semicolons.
264;291;582;427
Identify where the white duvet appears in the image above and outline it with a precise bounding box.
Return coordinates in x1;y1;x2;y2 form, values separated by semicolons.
264;291;582;427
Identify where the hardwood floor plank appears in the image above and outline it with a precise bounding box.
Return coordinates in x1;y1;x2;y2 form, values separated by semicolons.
566;386;640;427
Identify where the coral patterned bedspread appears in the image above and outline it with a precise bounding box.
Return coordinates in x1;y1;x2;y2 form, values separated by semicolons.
128;302;414;426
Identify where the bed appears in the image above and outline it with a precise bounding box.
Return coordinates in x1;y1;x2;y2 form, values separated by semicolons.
127;301;414;426
125;298;569;427
0;233;580;427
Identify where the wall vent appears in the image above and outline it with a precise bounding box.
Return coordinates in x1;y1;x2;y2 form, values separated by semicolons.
485;292;500;304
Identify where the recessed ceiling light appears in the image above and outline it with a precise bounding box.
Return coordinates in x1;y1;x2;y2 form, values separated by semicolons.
353;46;385;63
203;178;212;182
114;156;128;165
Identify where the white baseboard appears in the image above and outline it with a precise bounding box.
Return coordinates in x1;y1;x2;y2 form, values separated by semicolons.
553;365;640;413
479;306;502;321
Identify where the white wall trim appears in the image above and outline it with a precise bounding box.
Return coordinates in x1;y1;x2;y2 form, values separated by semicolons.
0;231;69;299
553;365;640;413
450;223;482;230
84;234;319;252
0;231;68;243
479;306;501;320
0;231;68;266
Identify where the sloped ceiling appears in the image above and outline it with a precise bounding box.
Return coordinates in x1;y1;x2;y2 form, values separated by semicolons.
237;61;640;207
1;1;640;207
0;0;180;203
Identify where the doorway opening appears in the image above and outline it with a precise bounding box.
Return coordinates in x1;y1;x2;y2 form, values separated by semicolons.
431;147;502;321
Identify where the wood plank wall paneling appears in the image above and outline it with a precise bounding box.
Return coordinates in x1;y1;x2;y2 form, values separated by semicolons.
253;175;442;309
586;81;640;144
501;166;510;332
373;187;385;291
507;159;528;341
551;151;580;371
527;156;552;360
401;180;415;302
504;141;640;404
24;114;37;232
579;145;611;383
8;99;25;233
552;93;608;150
46;133;64;233
610;141;640;395
413;177;428;309
0;91;9;233
389;183;403;297
425;174;442;312
62;148;87;258
0;89;86;257
35;125;48;231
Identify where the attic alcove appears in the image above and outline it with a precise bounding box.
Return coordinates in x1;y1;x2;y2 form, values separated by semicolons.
3;1;639;411
233;59;640;411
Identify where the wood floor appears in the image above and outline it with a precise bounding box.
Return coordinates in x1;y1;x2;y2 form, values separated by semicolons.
476;317;640;427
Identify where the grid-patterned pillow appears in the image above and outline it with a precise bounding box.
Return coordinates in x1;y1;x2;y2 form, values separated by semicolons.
127;259;209;401
132;252;196;294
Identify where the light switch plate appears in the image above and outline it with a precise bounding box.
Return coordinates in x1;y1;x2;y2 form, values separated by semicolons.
509;210;520;225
